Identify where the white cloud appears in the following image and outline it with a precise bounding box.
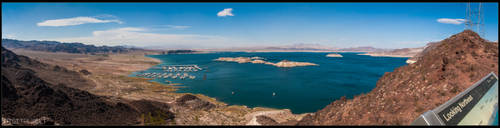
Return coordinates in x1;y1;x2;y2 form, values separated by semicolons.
37;16;123;27
437;18;467;25
166;25;191;30
217;8;234;17
49;27;237;48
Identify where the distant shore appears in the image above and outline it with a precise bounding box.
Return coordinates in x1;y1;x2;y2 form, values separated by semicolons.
357;53;413;58
197;49;339;53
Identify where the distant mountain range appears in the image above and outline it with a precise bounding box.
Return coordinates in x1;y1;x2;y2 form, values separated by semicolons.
337;46;389;52
2;39;142;54
198;43;390;52
2;39;419;54
263;43;339;51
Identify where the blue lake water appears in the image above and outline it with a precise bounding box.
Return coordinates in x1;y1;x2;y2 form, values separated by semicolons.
494;112;498;125
130;52;408;114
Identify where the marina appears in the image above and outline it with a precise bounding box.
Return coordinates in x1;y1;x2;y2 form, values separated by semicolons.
136;65;202;80
150;65;203;72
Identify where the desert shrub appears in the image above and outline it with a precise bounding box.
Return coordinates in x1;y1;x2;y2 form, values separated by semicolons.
141;110;171;125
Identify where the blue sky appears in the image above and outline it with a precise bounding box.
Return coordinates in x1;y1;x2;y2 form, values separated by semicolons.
2;3;498;49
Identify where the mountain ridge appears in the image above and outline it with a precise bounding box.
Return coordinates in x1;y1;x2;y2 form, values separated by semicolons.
2;39;142;54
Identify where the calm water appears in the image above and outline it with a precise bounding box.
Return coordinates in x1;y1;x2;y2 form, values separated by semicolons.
494;112;498;125
131;52;408;114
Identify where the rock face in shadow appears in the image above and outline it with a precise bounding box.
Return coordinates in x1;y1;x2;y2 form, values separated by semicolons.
256;115;278;125
296;30;498;125
1;46;174;125
175;94;215;111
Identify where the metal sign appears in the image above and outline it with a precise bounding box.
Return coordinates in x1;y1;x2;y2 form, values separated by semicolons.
412;72;498;125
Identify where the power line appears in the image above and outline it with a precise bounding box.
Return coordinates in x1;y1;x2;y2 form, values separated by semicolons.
465;2;485;37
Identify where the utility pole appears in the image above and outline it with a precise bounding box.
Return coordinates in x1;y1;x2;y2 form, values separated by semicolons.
465;2;485;37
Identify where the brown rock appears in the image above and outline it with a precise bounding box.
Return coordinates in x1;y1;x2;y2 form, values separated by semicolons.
175;94;215;110
256;115;278;125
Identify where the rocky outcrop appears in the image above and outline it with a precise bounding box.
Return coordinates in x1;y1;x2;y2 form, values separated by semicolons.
214;57;318;68
214;57;253;63
271;60;318;67
326;53;343;57
175;94;215;110
256;115;278;125
296;30;498;125
250;59;267;64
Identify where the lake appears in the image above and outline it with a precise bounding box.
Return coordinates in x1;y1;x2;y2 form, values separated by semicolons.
130;52;408;114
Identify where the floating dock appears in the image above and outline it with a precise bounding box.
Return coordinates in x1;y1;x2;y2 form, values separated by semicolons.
150;64;203;72
136;65;202;80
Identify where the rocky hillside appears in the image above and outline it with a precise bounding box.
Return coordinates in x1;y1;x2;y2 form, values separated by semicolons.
296;30;498;125
2;39;140;54
1;46;174;125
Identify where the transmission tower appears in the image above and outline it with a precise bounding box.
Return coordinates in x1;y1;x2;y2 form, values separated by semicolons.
465;2;485;37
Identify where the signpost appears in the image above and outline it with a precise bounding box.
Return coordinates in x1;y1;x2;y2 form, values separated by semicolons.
412;72;498;125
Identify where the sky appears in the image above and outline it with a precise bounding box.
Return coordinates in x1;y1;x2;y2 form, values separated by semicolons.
2;3;498;49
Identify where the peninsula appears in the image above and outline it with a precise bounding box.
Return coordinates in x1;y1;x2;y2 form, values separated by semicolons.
214;57;318;68
326;53;343;57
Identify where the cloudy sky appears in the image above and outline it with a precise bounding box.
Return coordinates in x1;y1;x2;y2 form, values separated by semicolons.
2;3;498;49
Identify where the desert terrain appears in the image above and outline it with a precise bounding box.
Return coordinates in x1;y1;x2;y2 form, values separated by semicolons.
8;48;308;125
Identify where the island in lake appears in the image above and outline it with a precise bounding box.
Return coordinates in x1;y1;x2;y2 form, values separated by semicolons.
326;53;343;57
214;57;318;67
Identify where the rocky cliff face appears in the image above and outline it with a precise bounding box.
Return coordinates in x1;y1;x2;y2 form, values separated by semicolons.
296;30;498;125
1;46;174;125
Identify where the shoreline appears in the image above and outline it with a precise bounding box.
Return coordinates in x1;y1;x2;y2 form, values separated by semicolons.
196;49;383;53
357;53;413;58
